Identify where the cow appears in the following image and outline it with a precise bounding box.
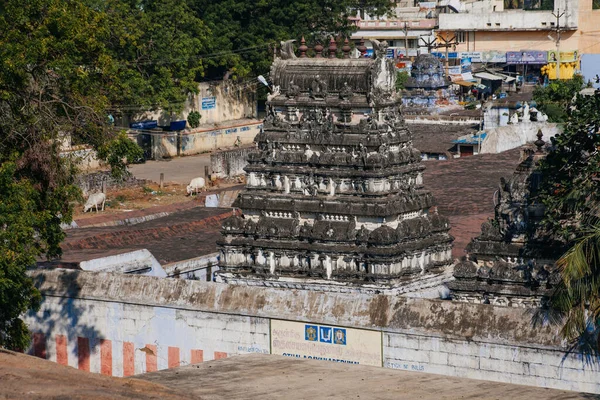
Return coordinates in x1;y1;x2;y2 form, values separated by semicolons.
83;192;106;213
186;177;206;196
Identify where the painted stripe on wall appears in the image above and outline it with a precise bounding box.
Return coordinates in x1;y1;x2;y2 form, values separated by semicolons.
78;337;90;372
33;333;46;359
145;344;158;373
191;349;204;364
123;342;135;377
100;339;112;376
214;351;227;360
55;335;68;366
168;347;180;369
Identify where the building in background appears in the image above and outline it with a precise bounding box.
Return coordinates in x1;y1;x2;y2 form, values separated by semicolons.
351;1;440;65
437;0;600;81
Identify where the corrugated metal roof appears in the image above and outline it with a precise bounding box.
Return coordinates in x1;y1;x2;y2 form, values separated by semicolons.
474;72;504;81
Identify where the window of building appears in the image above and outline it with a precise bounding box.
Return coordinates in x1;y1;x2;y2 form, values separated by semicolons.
455;31;466;43
504;0;554;9
594;0;600;9
407;39;419;49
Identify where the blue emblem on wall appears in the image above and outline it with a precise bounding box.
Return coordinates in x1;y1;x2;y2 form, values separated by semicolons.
319;326;332;343
333;328;347;345
305;325;318;342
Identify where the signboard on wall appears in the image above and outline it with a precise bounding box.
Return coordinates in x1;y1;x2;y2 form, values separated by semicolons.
460;52;482;63
548;50;579;63
506;51;547;64
461;57;472;73
481;51;507;63
270;319;382;367
201;97;216;110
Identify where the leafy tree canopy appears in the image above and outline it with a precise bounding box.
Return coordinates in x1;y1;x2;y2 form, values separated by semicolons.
188;0;395;80
0;0;207;348
533;75;584;122
536;92;600;356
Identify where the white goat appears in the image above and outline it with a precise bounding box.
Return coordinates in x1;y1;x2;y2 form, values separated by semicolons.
187;177;206;195
83;192;106;213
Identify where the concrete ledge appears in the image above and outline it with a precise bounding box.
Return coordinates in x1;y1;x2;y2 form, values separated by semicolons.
30;269;562;348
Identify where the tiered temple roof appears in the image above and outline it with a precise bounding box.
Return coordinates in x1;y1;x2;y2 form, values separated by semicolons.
216;39;453;294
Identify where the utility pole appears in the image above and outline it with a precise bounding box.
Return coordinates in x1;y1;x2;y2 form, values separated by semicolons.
419;36;437;54
552;8;565;80
403;23;409;57
436;34;458;75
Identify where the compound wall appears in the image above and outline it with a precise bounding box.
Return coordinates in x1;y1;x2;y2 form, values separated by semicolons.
24;270;600;394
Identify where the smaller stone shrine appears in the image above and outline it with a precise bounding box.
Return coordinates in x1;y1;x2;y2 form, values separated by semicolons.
401;54;454;109
404;54;448;91
449;131;562;308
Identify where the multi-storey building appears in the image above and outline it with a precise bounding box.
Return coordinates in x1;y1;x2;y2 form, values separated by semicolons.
437;0;600;80
351;1;439;59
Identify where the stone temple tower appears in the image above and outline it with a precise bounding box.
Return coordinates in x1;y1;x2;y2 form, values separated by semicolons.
216;39;453;295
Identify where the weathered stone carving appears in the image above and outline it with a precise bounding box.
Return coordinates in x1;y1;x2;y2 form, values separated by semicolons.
217;43;453;295
309;75;328;99
449;134;563;307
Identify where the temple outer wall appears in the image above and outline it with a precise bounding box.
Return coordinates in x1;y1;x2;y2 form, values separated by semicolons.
24;270;600;393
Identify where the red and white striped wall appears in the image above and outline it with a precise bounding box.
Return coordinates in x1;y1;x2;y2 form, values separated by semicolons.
30;332;228;376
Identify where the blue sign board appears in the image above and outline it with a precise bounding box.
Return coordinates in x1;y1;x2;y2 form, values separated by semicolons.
304;324;346;346
201;96;216;110
506;51;547;65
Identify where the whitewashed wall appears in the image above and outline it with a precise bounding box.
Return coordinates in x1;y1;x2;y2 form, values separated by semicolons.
24;270;600;394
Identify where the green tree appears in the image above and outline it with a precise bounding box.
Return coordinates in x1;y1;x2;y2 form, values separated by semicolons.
533;74;584;122
188;0;395;80
0;0;208;348
536;91;600;355
83;0;210;118
396;71;409;91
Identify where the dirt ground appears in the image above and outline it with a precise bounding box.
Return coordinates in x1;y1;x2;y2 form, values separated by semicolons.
0;350;191;400
74;178;243;219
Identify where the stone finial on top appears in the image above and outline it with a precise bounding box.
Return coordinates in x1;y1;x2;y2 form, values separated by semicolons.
357;38;367;57
328;37;337;59
299;36;308;58
342;38;351;59
534;129;545;152
314;42;324;58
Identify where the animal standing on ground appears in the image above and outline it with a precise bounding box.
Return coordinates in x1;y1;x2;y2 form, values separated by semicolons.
83;192;106;213
187;177;206;196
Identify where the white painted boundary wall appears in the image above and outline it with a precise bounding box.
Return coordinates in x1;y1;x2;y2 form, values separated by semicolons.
25;270;600;394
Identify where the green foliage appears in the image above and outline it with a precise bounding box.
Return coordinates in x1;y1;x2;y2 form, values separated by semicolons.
188;0;395;79
551;214;600;358
533;75;584;122
536;92;600;354
395;71;409;91
187;111;201;128
97;132;145;179
0;163;44;349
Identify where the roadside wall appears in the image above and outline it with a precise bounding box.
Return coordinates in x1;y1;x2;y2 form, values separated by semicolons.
136;121;262;159
25;270;600;393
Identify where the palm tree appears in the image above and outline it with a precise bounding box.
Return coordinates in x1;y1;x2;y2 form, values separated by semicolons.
551;212;600;358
